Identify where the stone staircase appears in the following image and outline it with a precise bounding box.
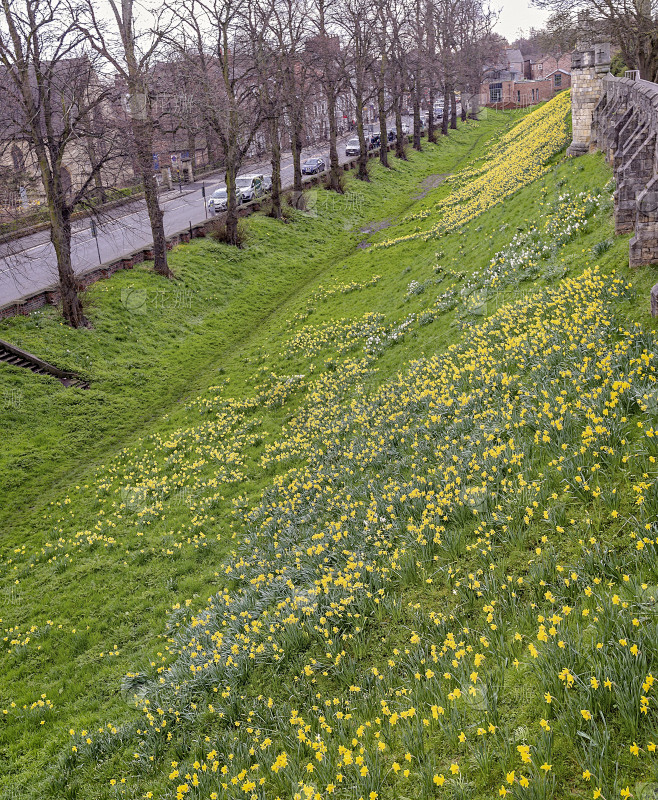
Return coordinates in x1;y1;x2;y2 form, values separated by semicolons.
0;338;89;389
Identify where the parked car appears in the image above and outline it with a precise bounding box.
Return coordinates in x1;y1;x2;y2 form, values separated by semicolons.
301;157;326;175
208;186;243;211
235;174;263;201
345;138;360;157
261;175;273;192
401;123;410;135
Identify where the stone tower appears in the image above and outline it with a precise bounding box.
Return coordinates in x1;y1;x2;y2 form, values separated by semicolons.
567;42;612;156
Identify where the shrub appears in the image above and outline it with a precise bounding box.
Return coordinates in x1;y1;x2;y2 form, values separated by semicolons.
592;238;614;256
207;217;248;247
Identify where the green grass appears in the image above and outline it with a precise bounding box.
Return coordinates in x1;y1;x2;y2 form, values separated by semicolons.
1;107;658;800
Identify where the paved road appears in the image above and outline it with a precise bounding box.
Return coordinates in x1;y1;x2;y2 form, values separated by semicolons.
0;119;413;309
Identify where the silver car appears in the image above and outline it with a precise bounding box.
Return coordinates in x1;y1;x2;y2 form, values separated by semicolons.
208;186;243;211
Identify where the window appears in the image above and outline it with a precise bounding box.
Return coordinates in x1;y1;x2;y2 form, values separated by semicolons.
517;90;521;102
554;73;562;87
489;83;502;103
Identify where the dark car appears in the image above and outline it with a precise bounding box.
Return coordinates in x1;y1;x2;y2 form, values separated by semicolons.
301;157;326;175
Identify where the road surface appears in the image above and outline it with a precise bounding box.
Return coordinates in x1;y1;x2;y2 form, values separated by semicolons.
0;120;413;310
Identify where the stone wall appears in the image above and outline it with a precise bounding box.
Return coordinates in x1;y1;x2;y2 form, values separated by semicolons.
566;43;611;156
570;48;658;313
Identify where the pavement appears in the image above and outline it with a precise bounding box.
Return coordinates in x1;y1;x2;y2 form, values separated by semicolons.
0;120;412;309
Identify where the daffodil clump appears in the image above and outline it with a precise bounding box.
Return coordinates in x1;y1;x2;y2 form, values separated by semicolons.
446;186;609;323
49;251;658;800
379;91;571;248
4;109;657;800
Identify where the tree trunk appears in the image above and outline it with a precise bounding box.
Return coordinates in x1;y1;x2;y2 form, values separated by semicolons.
377;57;389;167
50;201;88;328
441;83;450;136
327;89;343;192
225;157;239;245
270;114;282;220
427;87;436;144
426;0;436;145
291;111;303;192
355;90;369;181
636;39;658;82
461;101;467;122
450;89;457;129
130;112;172;278
413;70;422;151
395;96;406;159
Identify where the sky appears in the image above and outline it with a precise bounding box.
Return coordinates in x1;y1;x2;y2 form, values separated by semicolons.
494;0;552;43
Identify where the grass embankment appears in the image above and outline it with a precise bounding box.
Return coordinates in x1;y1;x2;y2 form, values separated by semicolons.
0;109;515;796
2;95;658;800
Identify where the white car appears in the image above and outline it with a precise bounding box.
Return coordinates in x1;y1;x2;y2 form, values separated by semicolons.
235;175;263;202
345;138;360;157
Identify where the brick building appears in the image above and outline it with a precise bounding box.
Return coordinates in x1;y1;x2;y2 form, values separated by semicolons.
480;48;572;108
529;53;572;80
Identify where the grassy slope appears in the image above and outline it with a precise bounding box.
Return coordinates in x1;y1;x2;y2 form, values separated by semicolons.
2;104;658;800
0;112;513;796
0;114;507;538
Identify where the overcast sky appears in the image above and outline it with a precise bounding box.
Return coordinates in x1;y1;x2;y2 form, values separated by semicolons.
495;0;552;43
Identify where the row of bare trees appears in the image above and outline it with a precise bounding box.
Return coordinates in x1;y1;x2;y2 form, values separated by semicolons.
0;0;497;328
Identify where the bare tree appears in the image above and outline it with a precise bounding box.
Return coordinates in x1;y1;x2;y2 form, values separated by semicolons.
163;0;264;246
532;0;658;81
455;0;496;119
425;0;439;143
77;0;174;278
530;11;578;61
340;0;376;180
410;0;423;150
245;0;284;218
307;0;347;192
276;0;308;193
372;0;391;166
0;0;125;326
387;0;411;159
